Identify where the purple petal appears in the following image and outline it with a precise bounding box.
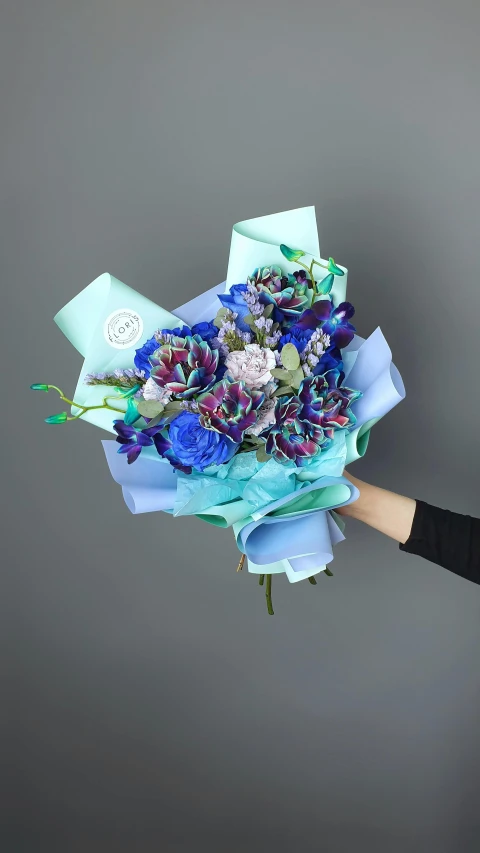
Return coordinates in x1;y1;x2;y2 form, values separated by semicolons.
312;300;333;322
136;432;154;447
332;302;355;321
127;446;142;464
331;326;355;349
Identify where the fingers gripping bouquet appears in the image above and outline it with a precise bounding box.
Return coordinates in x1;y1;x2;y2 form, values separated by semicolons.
31;208;405;614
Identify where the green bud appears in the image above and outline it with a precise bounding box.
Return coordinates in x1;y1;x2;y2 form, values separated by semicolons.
124;397;141;426
327;257;344;276
30;383;49;392
280;244;305;263
45;412;68;424
315;273;334;297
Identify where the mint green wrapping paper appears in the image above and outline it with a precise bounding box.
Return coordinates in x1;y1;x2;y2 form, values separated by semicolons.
49;207;405;583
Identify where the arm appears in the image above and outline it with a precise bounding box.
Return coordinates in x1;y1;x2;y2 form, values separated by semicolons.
338;472;480;584
337;471;416;544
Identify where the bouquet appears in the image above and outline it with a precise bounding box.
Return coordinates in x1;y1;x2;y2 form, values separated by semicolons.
31;207;405;614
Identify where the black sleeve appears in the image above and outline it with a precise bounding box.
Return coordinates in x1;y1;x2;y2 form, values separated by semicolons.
399;500;480;584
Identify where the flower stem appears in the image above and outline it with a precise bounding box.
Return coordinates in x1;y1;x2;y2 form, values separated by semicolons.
324;567;334;577
46;385;128;418
258;574;265;586
294;259;316;287
293;256;329;292
236;554;245;572
311;258;329;272
308;576;317;585
265;574;274;615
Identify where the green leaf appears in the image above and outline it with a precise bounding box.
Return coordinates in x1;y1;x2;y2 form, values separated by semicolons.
273;385;294;397
289;367;305;389
280;244;305;263
164;413;181;425
256;445;271;463
263;303;274;319
328;257;344;276
241;435;263;447
270;367;291;380
143;411;166;429
315;273;334;296
136;400;165;419
214;307;230;326
281;343;300;371
242;314;258;328
163;400;184;412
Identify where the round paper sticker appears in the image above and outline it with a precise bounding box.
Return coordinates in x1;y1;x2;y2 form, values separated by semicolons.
103;308;144;349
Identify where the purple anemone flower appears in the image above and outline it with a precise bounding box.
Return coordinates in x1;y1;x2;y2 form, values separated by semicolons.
150;335;218;399
297;375;361;440
264;397;327;466
248;266;308;319
197;380;264;443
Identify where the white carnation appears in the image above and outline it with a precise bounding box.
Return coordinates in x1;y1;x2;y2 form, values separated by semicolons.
246;397;277;436
225;344;276;389
142;378;171;403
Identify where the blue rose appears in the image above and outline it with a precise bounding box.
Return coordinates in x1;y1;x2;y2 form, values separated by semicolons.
169;411;238;471
134;335;159;377
217;283;251;332
278;330;312;354
191;321;218;342
161;325;192;338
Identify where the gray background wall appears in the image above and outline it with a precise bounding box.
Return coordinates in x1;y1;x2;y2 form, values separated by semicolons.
2;1;480;851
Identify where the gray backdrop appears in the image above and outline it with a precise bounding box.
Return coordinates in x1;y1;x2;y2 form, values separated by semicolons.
2;1;480;851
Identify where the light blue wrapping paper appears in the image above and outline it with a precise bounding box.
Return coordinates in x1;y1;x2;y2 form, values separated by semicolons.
54;207;405;581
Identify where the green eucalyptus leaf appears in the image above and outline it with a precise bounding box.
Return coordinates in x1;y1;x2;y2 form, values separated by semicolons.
136;400;165;418
163;401;184;412
242;435;263;447
273;385;294;397
144;411;166;429
271;367;291;380
160;410;182;425
214;307;230;326
256;445;271;463
289;367;306;389
280;244;305;263
281;343;301;371
263;303;274;319
328;257;344;276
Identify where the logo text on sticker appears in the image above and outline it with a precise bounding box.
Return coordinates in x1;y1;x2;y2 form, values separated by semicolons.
103;309;144;349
